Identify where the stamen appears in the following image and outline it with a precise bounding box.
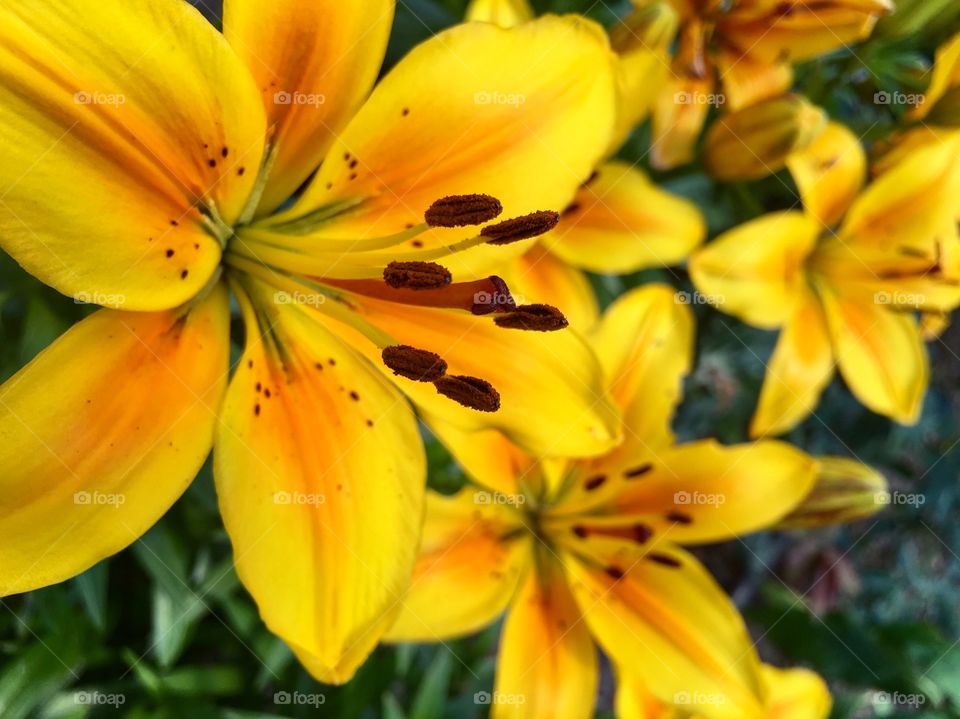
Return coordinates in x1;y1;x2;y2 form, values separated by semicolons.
495;304;568;331
384;261;452;290
480;210;560;245
434;375;500;412
425;194;503;227
382;346;447;382
326;275;515;315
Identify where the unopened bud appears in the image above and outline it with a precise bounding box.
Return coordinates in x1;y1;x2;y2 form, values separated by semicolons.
777;457;888;529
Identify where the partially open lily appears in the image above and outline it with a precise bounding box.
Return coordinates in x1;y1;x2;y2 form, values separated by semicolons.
691;123;960;436
0;0;623;682
466;0;706;328
382;284;879;719
617;663;832;719
637;0;893;169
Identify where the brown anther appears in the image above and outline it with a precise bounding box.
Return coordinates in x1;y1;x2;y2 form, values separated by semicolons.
633;523;654;543
470;275;516;315
382;345;447;382
665;511;693;525
572;525;589;539
384;261;452;290
495;304;568;332
434;375;500;412
480;210;560;245
424;194;503;227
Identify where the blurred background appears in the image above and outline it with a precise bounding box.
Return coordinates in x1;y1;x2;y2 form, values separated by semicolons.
1;0;959;717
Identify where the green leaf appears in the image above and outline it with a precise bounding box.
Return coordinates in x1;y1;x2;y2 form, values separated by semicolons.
72;563;108;633
409;650;453;719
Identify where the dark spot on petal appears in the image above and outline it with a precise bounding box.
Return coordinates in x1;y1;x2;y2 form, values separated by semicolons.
256;382;262;392
584;475;606;491
254;404;261;416
208;159;217;168
165;248;175;258
648;553;681;568
349;159;358;169
572;525;588;539
349;391;360;401
402;107;410;116
221;147;229;158
181;269;189;279
605;566;624;580
624;463;653;479
264;388;271;398
238;167;246;176
666;511;693;525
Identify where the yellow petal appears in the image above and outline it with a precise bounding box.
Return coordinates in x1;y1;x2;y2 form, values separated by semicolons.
565;545;764;719
385;489;530;642
714;51;793;110
819;283;928;424
545;162;706;274
224;0;393;215
652;73;713;170
777;456;887;529
689;212;821;329
493;558;598;719
0;286;230;596
0;0;265;311
351;295;622;459
271;15;616;279
615;671;683;719
786;122;866;228
911;32;960;120
760;665;832;719
751;285;834;437
214;279;425;684
465;0;534;26
504;244;599;331
703;96;828;182
589;285;695;463
839;133;960;254
556;439;816;545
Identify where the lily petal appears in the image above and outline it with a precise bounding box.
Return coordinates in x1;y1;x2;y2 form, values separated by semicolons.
751;285;835;437
273;15;617;278
715;50;793;110
0;0;265;310
224;0;393;215
506;244;600;330
565;545;764;719
466;0;534;26
214;279;425;684
818;283;928;424
545;163;706;274
690;212;821;329
493;557;598;719
0;285;230;596
385;488;529;642
786;122;866;228
652;73;713;170
761;665;832;719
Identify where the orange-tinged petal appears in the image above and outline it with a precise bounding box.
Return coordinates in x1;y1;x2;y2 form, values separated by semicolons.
0;285;230;596
505;244;600;330
493;558;598;719
545;162;706;274
751;285;835;437
818;283;928;424
0;0;265;311
224;0;393;215
350;296;622;459
761;665;832;719
615;671;683;719
714;51;793;110
271;15;617;279
689;212;821;329
565;545;764;719
652;73;713;170
385;489;530;642
786;122;866;228
214;279;425;684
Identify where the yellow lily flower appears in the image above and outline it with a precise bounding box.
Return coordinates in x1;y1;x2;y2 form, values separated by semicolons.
386;284;833;719
617;663;832;719
691;123;960;436
638;0;893;169
465;0;706;329
0;0;623;683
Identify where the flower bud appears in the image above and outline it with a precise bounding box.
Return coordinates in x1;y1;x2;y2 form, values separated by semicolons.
703;95;828;182
777;457;888;530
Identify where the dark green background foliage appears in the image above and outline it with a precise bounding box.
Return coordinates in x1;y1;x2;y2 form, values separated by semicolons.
1;1;959;717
